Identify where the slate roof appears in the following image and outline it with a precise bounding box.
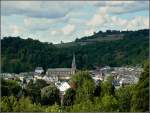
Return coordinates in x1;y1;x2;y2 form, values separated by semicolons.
47;68;73;72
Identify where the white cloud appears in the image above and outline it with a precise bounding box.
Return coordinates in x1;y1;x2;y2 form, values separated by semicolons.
24;18;52;31
50;30;62;36
51;30;57;36
62;24;75;35
84;29;94;36
9;25;24;36
1;1;71;19
87;13;109;26
96;1;149;14
87;6;112;27
125;16;149;30
2;1;148;19
87;4;149;31
110;16;128;29
50;24;75;36
23;16;68;32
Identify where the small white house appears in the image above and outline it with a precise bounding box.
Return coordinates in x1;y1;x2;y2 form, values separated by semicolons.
35;67;44;74
34;75;42;80
56;82;71;95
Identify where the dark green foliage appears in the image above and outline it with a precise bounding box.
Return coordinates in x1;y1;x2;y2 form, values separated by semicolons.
100;95;119;112
76;79;95;101
70;71;92;88
44;103;60;112
101;76;115;96
116;85;135;112
1;96;44;112
25;79;48;103
41;85;60;105
1;29;149;73
66;70;142;112
34;79;48;89
1;37;57;73
69;99;97;112
94;81;101;96
1;79;21;96
63;88;76;106
131;61;149;112
1;96;18;112
70;71;95;103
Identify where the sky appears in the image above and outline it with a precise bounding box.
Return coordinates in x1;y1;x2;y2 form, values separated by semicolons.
1;1;149;44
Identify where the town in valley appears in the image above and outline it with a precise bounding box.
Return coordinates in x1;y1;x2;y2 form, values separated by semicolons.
0;54;143;103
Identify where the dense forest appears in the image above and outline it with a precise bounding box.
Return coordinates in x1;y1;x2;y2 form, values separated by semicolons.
1;61;149;112
1;29;149;73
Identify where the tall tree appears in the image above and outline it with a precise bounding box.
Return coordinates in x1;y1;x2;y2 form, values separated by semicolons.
41;85;60;105
131;61;149;111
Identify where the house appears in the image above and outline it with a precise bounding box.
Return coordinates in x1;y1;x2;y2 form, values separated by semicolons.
55;81;71;95
55;81;71;106
34;75;43;80
26;76;34;84
0;73;19;80
35;67;44;74
100;66;111;74
42;75;58;83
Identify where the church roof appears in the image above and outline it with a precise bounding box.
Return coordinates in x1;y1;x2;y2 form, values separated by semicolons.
47;68;72;72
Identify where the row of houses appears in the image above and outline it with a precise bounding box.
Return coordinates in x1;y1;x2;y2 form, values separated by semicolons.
89;66;143;89
1;65;143;94
111;67;143;89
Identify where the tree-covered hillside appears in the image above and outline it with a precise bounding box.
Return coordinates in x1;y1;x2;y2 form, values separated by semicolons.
1;29;149;73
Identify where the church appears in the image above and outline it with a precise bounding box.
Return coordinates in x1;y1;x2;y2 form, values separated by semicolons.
46;54;76;80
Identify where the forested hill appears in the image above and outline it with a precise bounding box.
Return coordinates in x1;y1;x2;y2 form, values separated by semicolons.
1;29;149;73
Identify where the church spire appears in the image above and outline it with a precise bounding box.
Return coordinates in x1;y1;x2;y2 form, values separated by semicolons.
72;53;76;70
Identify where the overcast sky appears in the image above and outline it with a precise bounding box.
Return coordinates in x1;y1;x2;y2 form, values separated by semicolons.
1;1;149;44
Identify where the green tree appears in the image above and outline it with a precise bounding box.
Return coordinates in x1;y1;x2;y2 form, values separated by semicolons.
1;96;43;112
70;71;95;103
76;79;95;101
41;85;60;105
25;79;48;103
116;85;134;111
101;76;115;96
94;80;101;96
63;88;76;106
1;96;17;112
13;96;43;112
34;79;48;89
1;79;21;96
70;99;96;112
70;71;92;88
101;95;119;112
13;96;34;112
45;103;60;112
25;81;40;103
131;62;149;112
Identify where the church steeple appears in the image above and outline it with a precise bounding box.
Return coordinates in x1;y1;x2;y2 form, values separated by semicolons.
72;53;76;70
